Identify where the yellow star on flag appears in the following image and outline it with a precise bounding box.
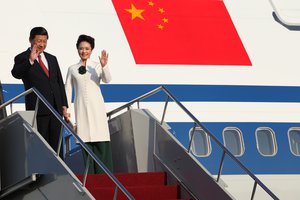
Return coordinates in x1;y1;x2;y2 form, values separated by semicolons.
157;24;164;30
158;8;165;13
148;1;154;6
125;4;145;20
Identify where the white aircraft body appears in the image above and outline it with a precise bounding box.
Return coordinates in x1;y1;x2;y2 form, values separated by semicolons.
1;0;300;199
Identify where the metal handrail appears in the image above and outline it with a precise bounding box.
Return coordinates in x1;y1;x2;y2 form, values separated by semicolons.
106;86;279;200
0;87;135;200
107;86;163;117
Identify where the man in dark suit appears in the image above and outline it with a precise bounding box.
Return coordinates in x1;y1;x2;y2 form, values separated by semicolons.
11;27;68;157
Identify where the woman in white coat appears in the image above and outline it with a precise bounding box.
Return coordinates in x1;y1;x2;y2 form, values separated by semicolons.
64;34;113;174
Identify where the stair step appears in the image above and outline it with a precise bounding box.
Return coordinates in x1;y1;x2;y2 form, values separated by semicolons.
88;185;178;200
77;171;166;187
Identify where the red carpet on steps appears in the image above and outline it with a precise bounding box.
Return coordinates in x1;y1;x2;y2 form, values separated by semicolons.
77;172;190;200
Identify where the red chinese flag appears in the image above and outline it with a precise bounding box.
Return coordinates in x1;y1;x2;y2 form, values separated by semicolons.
112;0;251;66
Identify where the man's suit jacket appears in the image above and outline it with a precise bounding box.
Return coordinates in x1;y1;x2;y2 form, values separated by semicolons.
11;48;68;115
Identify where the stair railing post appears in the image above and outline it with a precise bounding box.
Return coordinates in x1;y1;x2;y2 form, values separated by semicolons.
187;123;197;153
56;125;64;158
161;95;170;125
216;150;226;182
0;81;7;119
65;135;71;156
251;181;258;200
10;103;13;115
32;98;39;127
113;186;118;200
82;155;90;187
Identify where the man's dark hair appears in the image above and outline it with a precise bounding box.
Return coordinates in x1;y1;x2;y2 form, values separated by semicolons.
29;27;49;41
76;34;95;50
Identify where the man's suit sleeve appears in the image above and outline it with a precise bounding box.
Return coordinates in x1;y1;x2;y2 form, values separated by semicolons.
11;53;32;79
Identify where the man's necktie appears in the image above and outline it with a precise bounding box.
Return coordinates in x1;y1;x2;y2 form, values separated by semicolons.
38;55;49;77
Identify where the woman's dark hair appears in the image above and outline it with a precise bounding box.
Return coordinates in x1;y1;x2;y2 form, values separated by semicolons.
76;34;95;50
29;27;48;41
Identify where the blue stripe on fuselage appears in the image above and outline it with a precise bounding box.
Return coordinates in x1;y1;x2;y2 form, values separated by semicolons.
2;84;300;103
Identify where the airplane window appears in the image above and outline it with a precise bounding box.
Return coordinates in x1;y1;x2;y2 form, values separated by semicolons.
223;127;245;157
288;128;300;156
255;127;277;156
269;0;300;28
189;127;211;157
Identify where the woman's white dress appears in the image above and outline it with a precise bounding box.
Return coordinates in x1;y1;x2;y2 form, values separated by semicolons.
65;59;111;142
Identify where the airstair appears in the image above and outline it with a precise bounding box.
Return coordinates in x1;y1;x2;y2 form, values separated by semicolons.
0;85;279;199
